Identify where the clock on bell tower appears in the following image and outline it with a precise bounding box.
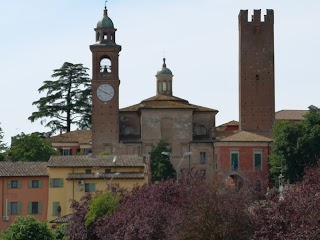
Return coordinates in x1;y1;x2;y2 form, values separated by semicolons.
90;6;121;155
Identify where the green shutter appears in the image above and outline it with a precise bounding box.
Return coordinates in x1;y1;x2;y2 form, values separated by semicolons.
53;202;60;216
7;202;11;215
39;180;43;188
29;180;32;188
90;183;96;192
49;179;53;188
28;202;32;214
18;180;22;189
8;181;11;189
38;202;42;214
59;178;63;187
17;202;21;214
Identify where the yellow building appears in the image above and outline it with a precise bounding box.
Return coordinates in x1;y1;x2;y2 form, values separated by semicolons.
47;154;149;223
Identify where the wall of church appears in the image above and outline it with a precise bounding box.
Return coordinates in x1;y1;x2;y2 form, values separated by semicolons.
140;109;193;141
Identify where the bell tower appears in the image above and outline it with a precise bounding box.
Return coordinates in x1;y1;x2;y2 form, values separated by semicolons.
90;7;121;155
239;9;275;132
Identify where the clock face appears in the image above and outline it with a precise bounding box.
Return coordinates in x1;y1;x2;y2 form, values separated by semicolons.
97;84;114;102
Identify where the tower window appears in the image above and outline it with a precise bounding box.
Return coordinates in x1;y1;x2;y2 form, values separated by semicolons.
100;57;112;73
256;74;259;80
163;82;167;91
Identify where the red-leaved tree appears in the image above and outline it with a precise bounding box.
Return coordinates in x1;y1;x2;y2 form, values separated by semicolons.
252;163;320;240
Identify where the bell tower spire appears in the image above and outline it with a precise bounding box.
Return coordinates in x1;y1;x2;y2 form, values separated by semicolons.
90;6;122;155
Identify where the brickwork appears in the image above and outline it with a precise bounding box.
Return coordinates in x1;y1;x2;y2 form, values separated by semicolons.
239;9;275;132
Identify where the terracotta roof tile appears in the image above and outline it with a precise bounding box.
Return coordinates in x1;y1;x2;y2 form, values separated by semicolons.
120;94;217;112
218;131;273;142
50;214;73;223
48;154;146;168
65;172;145;180
275;110;308;121
47;130;91;144
0;162;48;177
217;120;239;127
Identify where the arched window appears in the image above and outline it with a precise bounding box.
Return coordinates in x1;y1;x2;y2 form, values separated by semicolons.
163;81;167;91
100;56;112;73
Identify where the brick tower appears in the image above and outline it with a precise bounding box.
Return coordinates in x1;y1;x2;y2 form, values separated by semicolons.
239;9;275;132
90;7;121;155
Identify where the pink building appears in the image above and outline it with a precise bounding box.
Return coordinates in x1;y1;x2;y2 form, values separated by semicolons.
0;162;48;230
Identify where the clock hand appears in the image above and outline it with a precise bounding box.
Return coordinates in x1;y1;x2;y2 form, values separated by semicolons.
98;89;111;95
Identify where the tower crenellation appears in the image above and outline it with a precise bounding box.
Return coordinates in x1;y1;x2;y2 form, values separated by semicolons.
239;9;274;23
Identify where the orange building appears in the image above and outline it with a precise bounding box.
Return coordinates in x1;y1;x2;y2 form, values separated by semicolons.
0;162;48;230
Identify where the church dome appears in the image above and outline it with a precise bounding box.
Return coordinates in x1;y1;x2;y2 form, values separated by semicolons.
97;8;114;28
157;58;172;75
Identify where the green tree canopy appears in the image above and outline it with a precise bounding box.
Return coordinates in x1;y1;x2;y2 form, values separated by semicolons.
29;62;91;135
149;139;176;183
0;123;8;161
11;132;57;162
1;215;53;240
85;191;120;227
270;109;320;183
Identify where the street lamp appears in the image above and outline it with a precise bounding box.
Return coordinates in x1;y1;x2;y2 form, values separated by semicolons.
177;151;192;180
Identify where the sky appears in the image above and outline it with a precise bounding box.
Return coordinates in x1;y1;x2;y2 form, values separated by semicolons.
1;0;320;144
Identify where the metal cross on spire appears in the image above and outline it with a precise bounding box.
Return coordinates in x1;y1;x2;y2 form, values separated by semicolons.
105;0;108;9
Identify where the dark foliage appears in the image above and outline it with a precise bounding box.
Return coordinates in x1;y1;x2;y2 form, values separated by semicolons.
270;110;320;182
149;139;176;183
29;62;91;135
68;171;256;240
0;123;8;161
252;163;320;239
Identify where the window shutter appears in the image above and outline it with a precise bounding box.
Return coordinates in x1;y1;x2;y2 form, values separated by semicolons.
8;181;11;189
38;202;42;214
39;180;43;188
53;202;60;216
28;202;32;214
49;179;53;188
91;183;96;192
59;179;63;187
7;202;11;215
17;202;21;214
18;180;22;188
29;180;32;188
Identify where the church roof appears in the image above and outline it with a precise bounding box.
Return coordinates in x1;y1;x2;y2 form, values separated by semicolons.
120;94;218;112
218;131;272;142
